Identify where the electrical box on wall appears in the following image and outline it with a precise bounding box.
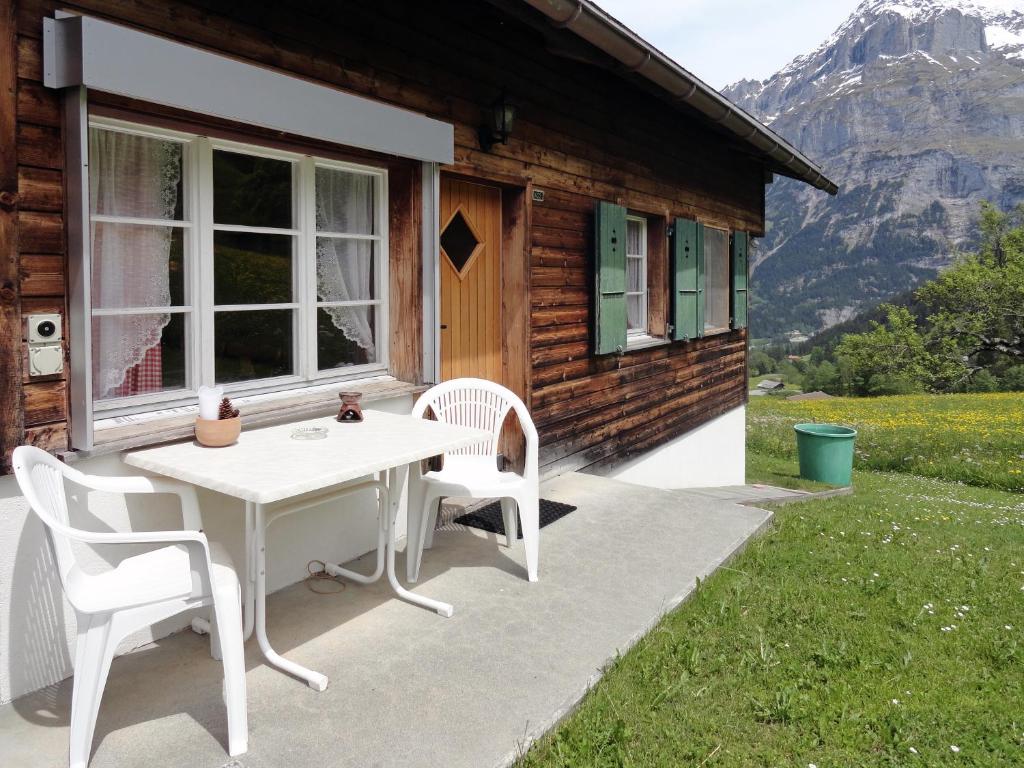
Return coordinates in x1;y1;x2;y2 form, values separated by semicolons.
26;314;64;377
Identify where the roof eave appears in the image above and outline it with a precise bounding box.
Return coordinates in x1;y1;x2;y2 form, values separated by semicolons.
519;0;839;196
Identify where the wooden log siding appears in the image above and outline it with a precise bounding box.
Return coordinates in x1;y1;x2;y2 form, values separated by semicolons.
2;0;762;471
1;1;70;468
16;31;69;451
1;0;23;472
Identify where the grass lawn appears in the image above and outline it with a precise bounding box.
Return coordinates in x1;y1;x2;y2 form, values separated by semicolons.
519;394;1024;765
747;450;834;492
519;463;1024;767
749;393;1024;493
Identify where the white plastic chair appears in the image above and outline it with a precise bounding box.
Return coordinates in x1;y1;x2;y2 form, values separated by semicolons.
406;378;540;583
11;446;247;768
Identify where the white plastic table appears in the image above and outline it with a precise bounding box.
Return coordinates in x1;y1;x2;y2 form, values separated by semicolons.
125;410;489;691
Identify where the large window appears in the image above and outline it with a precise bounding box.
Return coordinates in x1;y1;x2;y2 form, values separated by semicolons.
625;216;648;338
88;118;388;413
703;225;730;334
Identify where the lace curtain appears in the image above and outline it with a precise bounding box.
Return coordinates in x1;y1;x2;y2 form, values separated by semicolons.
315;168;376;360
90;129;181;399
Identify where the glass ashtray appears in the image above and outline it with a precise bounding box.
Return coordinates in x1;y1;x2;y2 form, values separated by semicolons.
291;426;328;440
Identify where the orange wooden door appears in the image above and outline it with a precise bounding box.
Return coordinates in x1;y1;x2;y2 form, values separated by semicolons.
439;177;502;382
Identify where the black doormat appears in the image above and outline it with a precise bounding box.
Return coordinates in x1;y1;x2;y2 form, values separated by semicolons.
454;499;577;539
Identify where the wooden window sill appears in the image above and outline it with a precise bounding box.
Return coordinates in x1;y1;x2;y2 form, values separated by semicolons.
625;334;670;352
703;327;732;338
63;376;428;461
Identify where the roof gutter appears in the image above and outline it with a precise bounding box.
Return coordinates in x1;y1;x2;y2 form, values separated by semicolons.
521;0;839;195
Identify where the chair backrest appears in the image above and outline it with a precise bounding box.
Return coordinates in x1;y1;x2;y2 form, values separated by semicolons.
12;446;89;591
412;378;539;472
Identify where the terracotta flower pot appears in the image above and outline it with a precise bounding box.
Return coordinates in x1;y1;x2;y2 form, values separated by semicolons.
195;416;241;447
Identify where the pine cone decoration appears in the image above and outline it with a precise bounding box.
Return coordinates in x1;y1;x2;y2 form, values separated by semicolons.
218;397;238;420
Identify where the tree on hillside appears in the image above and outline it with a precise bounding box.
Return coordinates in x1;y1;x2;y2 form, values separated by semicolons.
919;203;1024;369
748;349;776;377
834;305;948;395
1000;365;1024;391
801;360;842;394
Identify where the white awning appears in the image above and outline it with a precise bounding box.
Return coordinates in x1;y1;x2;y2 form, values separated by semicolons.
43;14;454;164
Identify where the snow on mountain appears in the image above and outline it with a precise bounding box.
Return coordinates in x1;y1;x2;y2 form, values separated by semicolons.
984;10;1024;58
863;0;1024;58
728;0;1024;101
722;0;1024;337
859;0;1024;20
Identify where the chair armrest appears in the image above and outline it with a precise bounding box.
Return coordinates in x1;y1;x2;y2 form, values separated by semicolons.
511;405;540;481
72;473;204;531
57;523;216;597
51;519;212;563
66;528;209;547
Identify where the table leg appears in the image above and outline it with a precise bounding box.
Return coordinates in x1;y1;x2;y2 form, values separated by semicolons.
383;465;454;618
252;502;329;691
324;478;387;584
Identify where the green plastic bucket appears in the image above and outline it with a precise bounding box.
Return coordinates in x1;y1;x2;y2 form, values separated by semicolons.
794;423;857;486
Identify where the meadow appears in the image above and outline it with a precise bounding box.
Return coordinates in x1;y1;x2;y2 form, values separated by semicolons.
520;393;1024;767
748;392;1024;493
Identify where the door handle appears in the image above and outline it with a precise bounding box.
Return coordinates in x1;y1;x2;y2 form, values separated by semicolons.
440;324;448;330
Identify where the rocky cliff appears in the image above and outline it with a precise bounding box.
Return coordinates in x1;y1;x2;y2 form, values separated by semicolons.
723;0;1024;337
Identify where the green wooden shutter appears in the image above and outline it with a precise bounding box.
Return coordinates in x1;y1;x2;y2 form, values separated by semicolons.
671;217;705;341
593;201;627;355
731;230;748;329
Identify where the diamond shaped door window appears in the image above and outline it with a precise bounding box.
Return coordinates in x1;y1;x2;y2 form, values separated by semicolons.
440;207;484;279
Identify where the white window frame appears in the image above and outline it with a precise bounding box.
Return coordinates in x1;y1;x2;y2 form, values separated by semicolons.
87;116;389;420
625;215;648;345
307;155;388;382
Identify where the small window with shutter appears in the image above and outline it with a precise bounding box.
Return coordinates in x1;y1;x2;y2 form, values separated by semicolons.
672;220;750;339
594;203;669;354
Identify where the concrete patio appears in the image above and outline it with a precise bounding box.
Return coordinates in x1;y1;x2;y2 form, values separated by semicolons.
0;472;773;768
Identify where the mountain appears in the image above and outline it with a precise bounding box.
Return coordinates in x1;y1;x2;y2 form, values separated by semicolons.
723;0;1024;338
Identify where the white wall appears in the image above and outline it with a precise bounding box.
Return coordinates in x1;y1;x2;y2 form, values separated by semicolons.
601;405;746;490
0;397;412;704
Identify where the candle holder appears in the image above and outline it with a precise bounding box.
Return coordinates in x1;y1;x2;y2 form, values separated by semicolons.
337;391;364;422
195;395;241;446
195;416;241;447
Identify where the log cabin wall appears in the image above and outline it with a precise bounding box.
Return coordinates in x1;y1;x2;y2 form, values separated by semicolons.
2;0;761;474
7;0;68;468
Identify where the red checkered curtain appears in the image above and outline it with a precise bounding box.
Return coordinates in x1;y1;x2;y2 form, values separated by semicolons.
109;345;164;398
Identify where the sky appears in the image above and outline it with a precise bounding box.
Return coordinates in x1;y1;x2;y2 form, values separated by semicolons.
594;0;862;89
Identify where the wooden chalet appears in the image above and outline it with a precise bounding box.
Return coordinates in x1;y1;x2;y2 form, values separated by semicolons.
0;0;839;705
0;0;837;479
0;0;839;479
